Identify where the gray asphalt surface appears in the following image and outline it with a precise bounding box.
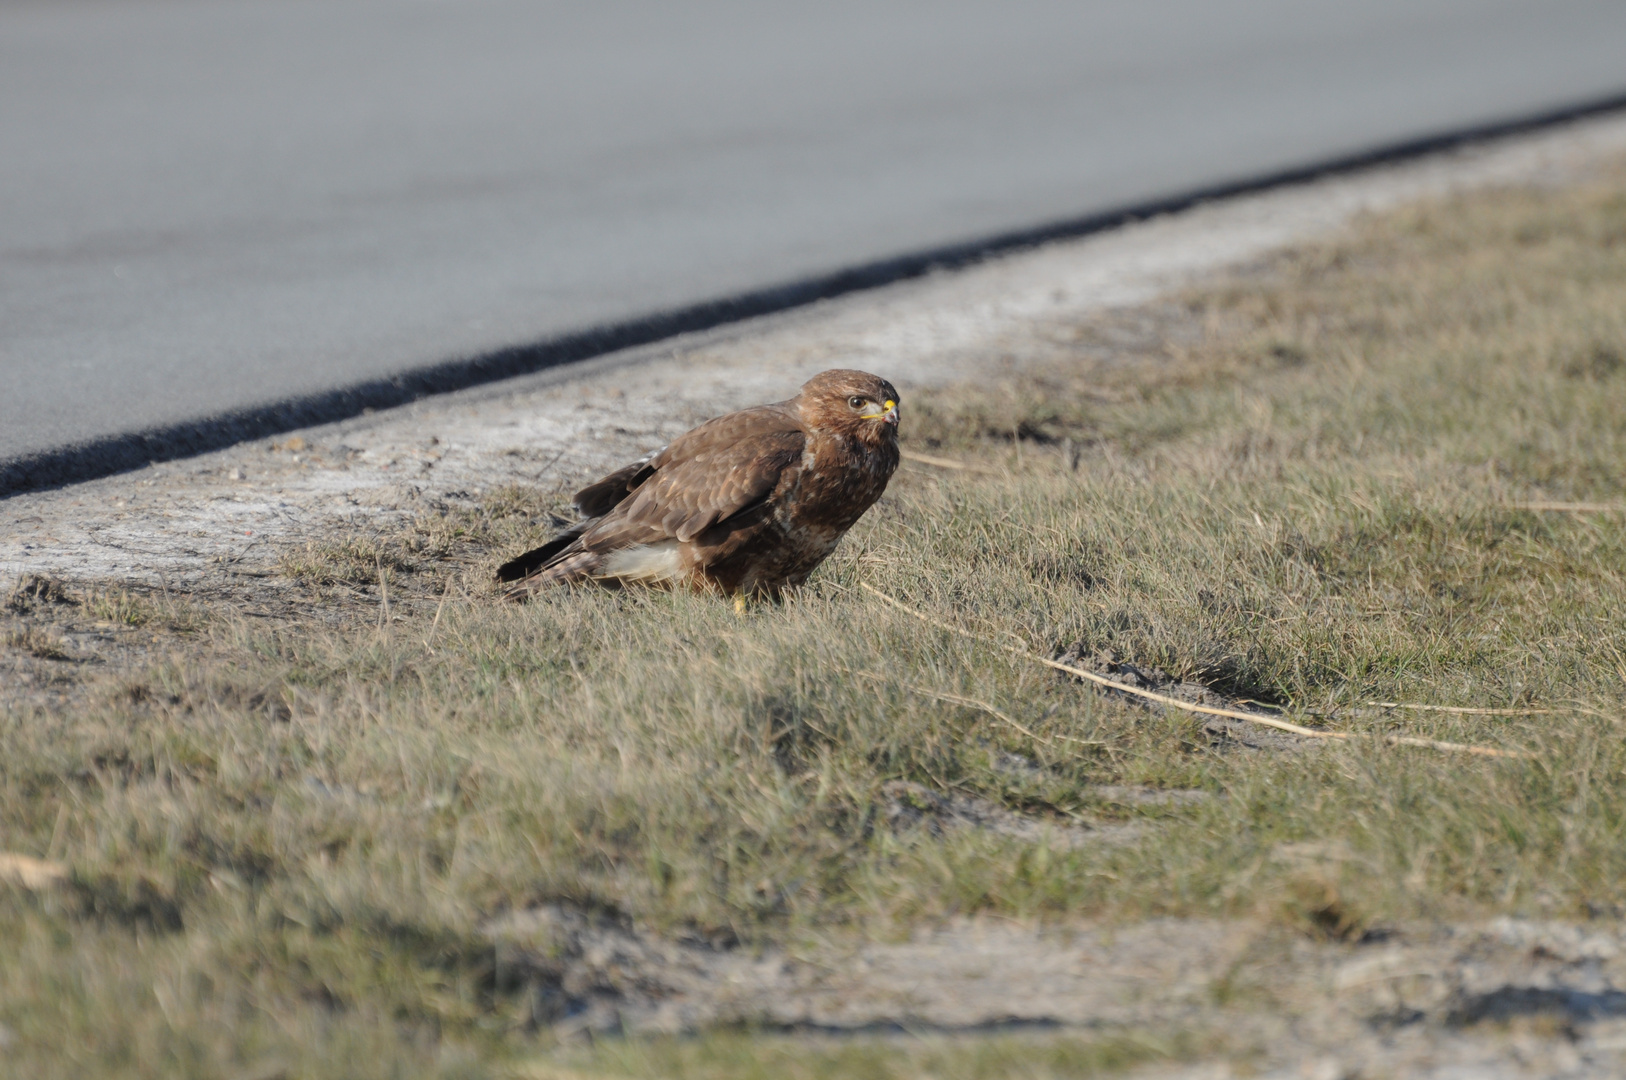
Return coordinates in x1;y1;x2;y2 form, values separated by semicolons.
4;0;1625;486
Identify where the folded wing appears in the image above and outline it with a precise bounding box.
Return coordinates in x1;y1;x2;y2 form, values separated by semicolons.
497;404;806;590
581;427;805;551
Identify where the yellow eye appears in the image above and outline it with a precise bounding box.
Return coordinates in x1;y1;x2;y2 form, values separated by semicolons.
848;395;866;409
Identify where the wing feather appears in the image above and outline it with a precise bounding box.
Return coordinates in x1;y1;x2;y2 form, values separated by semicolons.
573;457;657;519
494;522;587;582
582;427;804;551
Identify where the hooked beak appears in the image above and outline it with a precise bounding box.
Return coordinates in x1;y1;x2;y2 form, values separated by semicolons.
860;398;900;426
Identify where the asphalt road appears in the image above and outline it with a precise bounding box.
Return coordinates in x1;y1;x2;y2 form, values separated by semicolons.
4;0;1626;490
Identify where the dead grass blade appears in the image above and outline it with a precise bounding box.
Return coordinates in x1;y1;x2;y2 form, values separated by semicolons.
1362;701;1553;716
1506;501;1626;513
859;583;1531;760
0;852;68;890
376;553;391;629
423;577;452;650
849;669;1048;745
899;450;1004;475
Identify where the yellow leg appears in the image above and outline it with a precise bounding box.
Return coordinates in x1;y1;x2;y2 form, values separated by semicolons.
734;594;747;616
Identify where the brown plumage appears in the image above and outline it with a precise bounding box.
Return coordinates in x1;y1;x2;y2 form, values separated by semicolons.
497;369;901;599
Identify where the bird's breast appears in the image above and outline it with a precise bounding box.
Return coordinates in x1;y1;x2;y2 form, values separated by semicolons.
788;436;897;530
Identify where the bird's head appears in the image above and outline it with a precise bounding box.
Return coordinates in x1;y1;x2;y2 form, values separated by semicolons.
797;369;900;443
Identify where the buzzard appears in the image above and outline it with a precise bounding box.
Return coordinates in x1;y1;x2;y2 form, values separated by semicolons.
497;369;900;600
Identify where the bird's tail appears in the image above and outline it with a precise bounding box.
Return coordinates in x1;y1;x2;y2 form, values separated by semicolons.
496;524;600;601
498;549;602;601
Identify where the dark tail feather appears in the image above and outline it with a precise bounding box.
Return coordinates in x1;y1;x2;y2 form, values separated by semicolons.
499;548;601;601
496;523;588;583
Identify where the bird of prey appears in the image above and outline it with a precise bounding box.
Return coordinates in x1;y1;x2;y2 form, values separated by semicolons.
497;369;900;600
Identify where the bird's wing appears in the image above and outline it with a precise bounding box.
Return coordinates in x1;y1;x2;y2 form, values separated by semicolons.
496;404;802;585
573;456;658;520
568;403;796;520
584;423;806;549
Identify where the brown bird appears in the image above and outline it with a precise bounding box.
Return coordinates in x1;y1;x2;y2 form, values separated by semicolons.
497;369;901;600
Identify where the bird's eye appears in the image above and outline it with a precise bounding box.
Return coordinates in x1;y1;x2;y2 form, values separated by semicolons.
848;396;866;409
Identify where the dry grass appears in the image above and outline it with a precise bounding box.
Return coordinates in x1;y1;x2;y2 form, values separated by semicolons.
4;171;1626;1077
525;1030;1193;1080
1;627;74;662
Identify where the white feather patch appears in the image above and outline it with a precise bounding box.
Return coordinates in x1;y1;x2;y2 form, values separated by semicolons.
599;541;685;583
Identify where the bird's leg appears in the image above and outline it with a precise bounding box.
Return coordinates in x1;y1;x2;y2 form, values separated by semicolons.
734;594;748;617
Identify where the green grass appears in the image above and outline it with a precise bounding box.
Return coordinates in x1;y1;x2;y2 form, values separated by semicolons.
5;171;1626;1077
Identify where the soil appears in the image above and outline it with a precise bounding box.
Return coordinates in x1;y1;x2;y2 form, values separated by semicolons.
486;903;1626;1077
